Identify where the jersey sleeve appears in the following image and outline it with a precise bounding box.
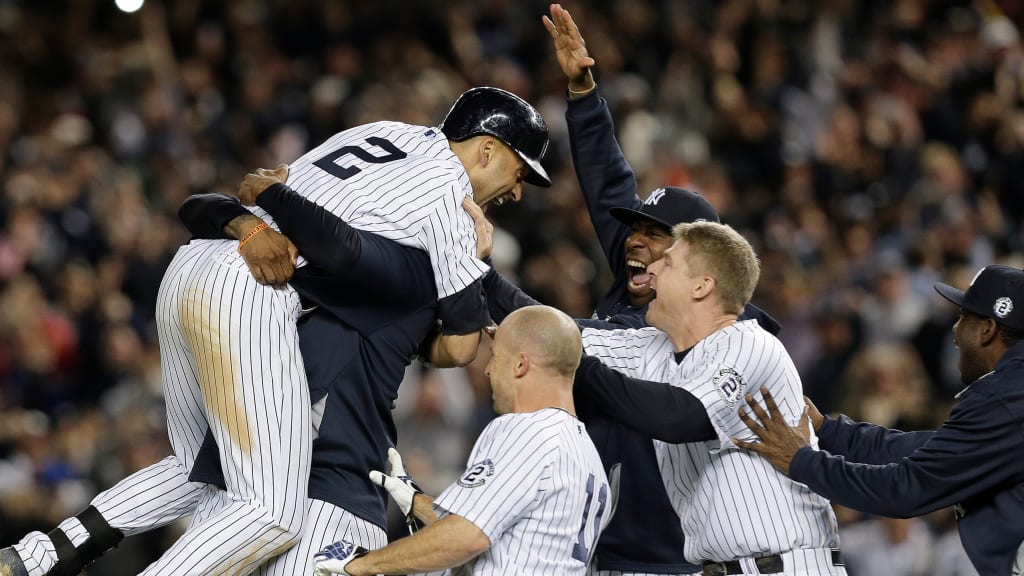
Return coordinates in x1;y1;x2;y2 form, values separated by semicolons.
423;181;490;299
580;327;658;378
433;415;556;542
677;329;808;452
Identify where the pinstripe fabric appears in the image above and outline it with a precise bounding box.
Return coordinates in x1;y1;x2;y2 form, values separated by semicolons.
581;321;844;574
139;239;313;575
433;409;609;576
247;121;488;298
589;565;700;569
187;490;387;576
12;456;205;576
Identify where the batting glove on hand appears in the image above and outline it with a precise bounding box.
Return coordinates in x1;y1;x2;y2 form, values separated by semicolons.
369;447;422;518
312;539;368;576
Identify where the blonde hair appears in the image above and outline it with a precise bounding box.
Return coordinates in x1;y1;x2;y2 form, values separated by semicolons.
671;221;761;314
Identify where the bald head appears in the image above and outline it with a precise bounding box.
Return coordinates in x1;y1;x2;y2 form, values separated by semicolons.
498;305;582;377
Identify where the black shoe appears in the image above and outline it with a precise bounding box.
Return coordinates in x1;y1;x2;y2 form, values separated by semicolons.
0;546;29;576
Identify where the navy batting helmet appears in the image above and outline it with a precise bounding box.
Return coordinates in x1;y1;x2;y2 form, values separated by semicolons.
440;87;551;187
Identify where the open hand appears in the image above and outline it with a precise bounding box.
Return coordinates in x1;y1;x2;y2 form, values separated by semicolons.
542;3;596;91
732;387;811;475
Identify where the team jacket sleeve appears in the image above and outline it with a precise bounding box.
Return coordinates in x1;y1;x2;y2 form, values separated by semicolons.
255;183;361;272
815;414;936;464
178;193;250;240
433;416;553;542
790;392;1021;518
480;268;541;324
574;355;716;443
565;90;638;270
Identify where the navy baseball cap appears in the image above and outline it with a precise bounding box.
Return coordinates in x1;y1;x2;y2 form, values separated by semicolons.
609;187;720;230
934;265;1024;331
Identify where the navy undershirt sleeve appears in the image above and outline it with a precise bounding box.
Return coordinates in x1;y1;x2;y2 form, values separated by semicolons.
574;355;716;443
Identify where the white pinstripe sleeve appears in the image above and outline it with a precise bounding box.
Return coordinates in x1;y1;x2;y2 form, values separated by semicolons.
433;415;554;542
580;327;664;378
424;181;490;297
676;323;807;451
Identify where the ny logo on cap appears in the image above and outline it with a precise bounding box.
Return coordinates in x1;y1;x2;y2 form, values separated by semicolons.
994;297;1014;318
644;188;666;206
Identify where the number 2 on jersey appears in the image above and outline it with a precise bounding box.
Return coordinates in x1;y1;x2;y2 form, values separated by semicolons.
572;473;608;563
314;136;407;180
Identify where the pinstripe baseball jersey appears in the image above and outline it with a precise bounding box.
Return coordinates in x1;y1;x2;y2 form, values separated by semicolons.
246;121;488;299
581;320;840;564
433;408;610;575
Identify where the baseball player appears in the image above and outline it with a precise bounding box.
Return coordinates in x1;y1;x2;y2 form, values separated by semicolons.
0;86;550;576
313;305;611;576
736;264;1024;576
577;222;846;575
0;172;494;576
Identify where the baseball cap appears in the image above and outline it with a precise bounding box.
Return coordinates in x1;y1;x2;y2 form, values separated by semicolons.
934;265;1024;331
609;187;720;230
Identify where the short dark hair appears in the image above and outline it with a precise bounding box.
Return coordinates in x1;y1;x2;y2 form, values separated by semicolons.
998;324;1024;347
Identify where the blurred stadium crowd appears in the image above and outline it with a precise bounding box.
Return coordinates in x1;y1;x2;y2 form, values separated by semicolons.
0;0;1022;573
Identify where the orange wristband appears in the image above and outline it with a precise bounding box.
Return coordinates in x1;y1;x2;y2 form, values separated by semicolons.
238;222;270;251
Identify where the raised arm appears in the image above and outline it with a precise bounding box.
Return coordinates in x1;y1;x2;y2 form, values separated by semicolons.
545;4;638;269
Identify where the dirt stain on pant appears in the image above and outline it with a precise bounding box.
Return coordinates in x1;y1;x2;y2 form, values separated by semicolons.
179;286;253;455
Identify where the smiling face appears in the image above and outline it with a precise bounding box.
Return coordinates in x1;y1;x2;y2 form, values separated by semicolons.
644;239;698;332
469;139;528;210
624;220;675;306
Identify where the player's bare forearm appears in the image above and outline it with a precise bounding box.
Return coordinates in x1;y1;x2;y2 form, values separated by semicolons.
411;492;439;526
429;331;481;367
345;514;489;576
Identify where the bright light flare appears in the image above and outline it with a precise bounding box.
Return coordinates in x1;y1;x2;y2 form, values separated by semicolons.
115;0;144;13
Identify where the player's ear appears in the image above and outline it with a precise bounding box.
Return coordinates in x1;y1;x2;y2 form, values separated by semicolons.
480;138;497;166
514;352;529;377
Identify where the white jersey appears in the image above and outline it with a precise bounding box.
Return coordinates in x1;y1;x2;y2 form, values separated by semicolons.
433;408;610;575
581;320;840;564
249;120;488;299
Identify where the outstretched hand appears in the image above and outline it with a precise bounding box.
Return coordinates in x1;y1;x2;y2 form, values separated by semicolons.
238;164;289;205
732;387;812;476
542;3;596;92
463;197;493;260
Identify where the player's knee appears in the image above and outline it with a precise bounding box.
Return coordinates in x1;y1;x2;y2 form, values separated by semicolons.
260;509;304;551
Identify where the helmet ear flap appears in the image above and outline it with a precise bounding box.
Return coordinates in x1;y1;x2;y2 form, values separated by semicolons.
440;87;552;187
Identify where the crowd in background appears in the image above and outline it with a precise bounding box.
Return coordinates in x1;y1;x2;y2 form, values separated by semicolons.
1;0;1022;573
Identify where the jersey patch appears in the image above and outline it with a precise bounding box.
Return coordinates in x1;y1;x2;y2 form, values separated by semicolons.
713;367;745;407
457;458;495;488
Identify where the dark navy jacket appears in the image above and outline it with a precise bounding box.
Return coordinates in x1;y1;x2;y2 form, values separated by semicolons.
792;341;1024;575
181;190;438;529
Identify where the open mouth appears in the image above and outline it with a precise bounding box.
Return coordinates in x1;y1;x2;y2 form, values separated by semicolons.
626;259;651;291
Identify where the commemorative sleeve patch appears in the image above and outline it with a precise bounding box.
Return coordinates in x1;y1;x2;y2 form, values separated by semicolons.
457;458;495;488
713;367;745;407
